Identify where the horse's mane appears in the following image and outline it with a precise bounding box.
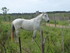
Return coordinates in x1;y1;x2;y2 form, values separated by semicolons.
32;14;42;20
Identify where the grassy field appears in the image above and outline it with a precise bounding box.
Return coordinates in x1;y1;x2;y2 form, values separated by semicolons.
0;21;70;53
0;13;70;53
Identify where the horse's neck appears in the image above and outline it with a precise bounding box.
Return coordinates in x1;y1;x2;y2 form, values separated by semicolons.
34;14;43;23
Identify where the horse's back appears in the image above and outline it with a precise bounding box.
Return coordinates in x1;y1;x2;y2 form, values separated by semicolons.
12;18;24;29
12;18;23;24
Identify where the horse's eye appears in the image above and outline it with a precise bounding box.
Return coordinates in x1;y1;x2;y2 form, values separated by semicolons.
45;15;46;17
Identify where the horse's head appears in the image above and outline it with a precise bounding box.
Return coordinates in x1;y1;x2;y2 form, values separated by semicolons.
42;12;50;22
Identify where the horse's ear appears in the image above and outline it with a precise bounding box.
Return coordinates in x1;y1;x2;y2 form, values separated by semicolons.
42;12;46;14
42;12;44;14
42;12;44;15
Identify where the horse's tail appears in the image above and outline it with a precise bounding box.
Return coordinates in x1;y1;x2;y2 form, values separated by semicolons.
11;24;15;41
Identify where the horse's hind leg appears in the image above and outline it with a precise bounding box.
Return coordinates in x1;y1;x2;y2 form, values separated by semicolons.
15;30;19;42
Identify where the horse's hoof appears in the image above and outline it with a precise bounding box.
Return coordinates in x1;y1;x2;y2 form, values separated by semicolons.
32;39;34;42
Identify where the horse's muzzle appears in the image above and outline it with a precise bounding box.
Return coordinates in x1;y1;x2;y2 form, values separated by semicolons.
47;20;50;22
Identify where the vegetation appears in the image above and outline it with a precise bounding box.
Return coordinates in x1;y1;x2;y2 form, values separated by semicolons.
0;13;70;53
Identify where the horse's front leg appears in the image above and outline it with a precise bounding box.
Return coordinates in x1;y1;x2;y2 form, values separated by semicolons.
33;30;37;40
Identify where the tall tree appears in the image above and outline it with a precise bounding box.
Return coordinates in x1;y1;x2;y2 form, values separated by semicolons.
1;7;9;14
1;7;9;21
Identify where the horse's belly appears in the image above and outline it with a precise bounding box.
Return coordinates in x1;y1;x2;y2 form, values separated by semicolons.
22;23;34;30
22;21;40;31
23;26;33;30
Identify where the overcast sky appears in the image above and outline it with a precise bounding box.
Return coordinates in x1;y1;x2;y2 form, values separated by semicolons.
0;0;70;13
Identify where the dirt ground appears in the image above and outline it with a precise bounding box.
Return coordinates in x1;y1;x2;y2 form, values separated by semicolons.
46;23;70;28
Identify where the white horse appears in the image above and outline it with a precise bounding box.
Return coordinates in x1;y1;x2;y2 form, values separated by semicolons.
11;12;50;42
